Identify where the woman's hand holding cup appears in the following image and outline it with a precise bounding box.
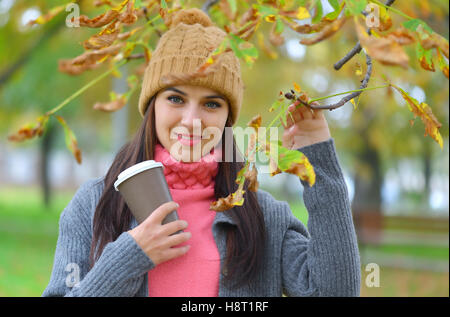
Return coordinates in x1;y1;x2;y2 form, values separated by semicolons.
128;201;191;266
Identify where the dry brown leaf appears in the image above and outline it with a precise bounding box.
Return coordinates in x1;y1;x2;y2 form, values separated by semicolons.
418;26;449;59
119;0;138;25
58;43;124;75
93;96;126;112
386;27;416;46
300;17;347;45
269;21;285;46
244;165;259;192
355;18;409;69
83;22;120;50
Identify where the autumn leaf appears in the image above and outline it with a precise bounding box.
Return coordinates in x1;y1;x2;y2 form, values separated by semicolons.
436;47;449;79
244;164;259;192
93;93;127;112
354;17;409;69
416;24;449;59
93;74;139;112
8;115;49;142
247;114;262;131
296;7;311;20
74;0;129;28
210;188;246;212
265;142;316;186
386;27;416;46
55;116;82;164
119;0;138;25
58;44;124;75
390;84;443;149
416;42;435;72
269;17;285;46
83;21;121;50
300;16;347;45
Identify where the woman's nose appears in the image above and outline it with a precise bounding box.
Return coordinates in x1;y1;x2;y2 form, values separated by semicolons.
180;105;202;128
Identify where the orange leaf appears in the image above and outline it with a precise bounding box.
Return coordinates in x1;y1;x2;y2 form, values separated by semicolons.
300;16;347;45
355;17;409;69
7;115;49;142
83;21;121;50
58;43;124;75
391;84;443;149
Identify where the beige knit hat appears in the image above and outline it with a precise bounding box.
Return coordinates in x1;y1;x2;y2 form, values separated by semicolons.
138;8;244;125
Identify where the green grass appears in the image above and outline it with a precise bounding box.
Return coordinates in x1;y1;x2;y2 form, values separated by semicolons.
0;186;74;296
364;244;449;260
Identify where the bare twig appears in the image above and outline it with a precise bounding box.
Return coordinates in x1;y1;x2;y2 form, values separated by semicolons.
126;53;145;60
304;0;394;110
143;7;162;37
305;52;373;110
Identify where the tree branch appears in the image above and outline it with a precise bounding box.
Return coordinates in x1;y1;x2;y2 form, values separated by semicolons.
305;52;373;110
202;0;220;14
334;0;396;70
304;0;394;110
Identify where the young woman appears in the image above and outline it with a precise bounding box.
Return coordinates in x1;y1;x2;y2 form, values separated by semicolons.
42;8;360;297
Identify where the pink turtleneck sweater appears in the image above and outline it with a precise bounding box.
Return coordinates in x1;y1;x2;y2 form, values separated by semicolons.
148;144;222;297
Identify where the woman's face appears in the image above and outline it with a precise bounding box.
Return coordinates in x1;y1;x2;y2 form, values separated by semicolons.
154;84;229;162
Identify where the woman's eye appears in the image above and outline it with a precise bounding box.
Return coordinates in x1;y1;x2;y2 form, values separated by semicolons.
206;102;221;109
168;95;183;104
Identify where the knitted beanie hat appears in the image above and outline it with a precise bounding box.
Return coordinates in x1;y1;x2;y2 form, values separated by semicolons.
138;8;244;125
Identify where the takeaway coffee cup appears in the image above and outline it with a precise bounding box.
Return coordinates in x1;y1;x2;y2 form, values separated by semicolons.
114;160;180;228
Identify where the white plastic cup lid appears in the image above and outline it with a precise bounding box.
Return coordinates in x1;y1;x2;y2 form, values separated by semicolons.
114;160;164;191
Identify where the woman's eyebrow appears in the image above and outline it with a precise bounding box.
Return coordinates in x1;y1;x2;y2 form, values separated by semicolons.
163;87;226;101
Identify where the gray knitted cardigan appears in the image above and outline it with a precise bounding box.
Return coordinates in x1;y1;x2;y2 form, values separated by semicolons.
42;138;360;297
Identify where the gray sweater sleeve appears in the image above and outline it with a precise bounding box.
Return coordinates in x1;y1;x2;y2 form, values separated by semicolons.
281;138;361;296
42;179;155;297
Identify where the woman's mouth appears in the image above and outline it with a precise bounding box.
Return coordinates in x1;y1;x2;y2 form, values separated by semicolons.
177;134;202;146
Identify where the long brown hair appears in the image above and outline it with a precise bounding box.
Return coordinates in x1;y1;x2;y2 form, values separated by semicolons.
89;95;266;288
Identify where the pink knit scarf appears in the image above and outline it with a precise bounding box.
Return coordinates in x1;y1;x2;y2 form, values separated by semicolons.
153;143;221;189
147;143;222;297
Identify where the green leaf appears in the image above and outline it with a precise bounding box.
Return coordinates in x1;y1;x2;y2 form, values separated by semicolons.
344;0;367;16
416;42;433;67
227;0;237;15
55;116;82;164
135;0;143;9
328;0;340;11
324;0;344;20
228;34;259;68
312;0;323;24
275;16;284;34
252;3;278;19
161;0;168;9
403;18;433;34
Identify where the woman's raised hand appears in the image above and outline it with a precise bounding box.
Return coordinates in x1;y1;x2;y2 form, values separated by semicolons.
127;201;191;266
281;103;332;149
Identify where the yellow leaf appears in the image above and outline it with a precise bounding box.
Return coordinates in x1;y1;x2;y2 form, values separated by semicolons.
265;15;276;23
293;82;301;92
391;84;443;149
297;7;311;20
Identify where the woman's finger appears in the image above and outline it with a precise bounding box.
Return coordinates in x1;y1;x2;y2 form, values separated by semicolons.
288;103;303;122
298;105;315;120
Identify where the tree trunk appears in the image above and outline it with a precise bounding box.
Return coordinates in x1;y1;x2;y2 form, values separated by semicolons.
351;130;384;246
39;121;55;207
423;141;432;209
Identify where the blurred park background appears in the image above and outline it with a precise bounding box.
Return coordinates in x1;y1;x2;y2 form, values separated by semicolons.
0;0;448;296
